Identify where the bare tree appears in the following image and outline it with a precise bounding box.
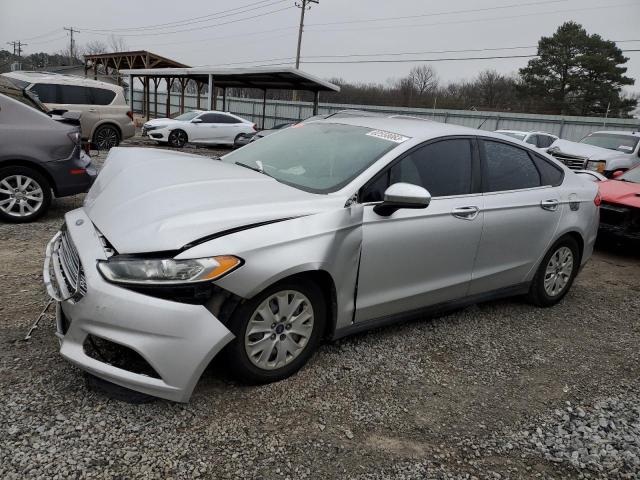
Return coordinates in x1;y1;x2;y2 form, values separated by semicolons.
408;65;438;96
84;40;108;55
108;35;128;53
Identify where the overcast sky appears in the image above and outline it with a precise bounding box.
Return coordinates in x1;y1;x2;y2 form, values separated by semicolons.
1;0;639;90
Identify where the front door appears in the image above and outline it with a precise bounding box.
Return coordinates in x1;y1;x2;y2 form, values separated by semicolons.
354;138;484;323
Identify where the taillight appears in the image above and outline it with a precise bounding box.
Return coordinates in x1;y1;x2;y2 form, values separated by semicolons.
70;169;86;175
127;111;134;121
252;123;257;131
594;191;602;207
67;131;81;146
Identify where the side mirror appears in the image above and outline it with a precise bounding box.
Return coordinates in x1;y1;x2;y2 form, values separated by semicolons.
612;170;624;178
191;118;202;123
373;183;431;217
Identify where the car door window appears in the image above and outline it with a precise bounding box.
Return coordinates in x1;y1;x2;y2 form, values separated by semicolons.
537;135;554;148
218;114;242;124
481;140;541;192
29;83;58;103
525;135;538;146
360;139;473;202
90;88;115;105
197;113;220;123
58;85;91;105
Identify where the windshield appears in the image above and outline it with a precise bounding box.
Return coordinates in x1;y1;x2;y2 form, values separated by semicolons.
620;167;640;183
222;122;404;193
174;111;200;121
497;131;526;140
580;133;639;154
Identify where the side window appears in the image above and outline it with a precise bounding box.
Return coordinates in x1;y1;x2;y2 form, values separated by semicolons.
90;88;115;105
537;135;554;148
482;140;541;192
525;135;538;146
532;154;564;186
29;83;59;103
58;85;91;104
360;171;389;203
197;113;219;123
389;139;473;197
219;114;242;124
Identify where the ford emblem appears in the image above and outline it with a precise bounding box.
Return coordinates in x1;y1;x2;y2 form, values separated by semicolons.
75;219;84;226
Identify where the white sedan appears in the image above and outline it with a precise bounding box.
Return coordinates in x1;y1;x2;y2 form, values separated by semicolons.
142;110;257;148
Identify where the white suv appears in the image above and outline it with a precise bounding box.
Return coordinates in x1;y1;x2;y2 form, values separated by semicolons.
1;71;135;149
495;130;558;149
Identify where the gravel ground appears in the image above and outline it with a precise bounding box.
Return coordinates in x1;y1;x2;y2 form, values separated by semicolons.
1;137;640;479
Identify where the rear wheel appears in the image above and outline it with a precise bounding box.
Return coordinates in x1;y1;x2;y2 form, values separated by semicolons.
0;166;52;223
527;236;580;307
224;278;326;384
168;129;187;148
93;124;120;150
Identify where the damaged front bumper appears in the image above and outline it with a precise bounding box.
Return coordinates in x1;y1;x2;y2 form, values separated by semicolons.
43;208;235;402
599;202;640;240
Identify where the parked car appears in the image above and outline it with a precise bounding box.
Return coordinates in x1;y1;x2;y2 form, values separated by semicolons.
495;130;558;149
546;131;640;177
596;165;640;240
0;76;96;222
45;116;599;402
1;71;135;150
142;110;256;148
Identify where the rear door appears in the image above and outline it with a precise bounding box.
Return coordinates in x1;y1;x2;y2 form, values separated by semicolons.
355;137;484;322
469;138;563;295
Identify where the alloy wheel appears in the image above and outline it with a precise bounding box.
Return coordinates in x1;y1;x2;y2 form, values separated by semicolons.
94;126;119;150
543;246;574;297
0;175;44;218
244;290;314;371
169;130;187;148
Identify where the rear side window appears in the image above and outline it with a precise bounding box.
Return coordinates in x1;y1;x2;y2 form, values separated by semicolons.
537;135;555;148
199;113;240;123
481;140;541;192
90;88;115;105
58;85;91;104
29;83;58;103
532;154;564;186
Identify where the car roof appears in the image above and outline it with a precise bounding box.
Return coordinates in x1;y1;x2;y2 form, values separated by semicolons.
319;115;508;141
2;71;120;91
496;129;557;136
589;130;640;137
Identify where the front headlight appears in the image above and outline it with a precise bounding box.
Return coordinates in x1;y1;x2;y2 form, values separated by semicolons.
586;160;606;173
144;125;166;131
97;255;242;285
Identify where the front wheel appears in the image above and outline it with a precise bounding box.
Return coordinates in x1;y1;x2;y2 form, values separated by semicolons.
224;279;326;384
168;129;187;148
0;166;52;223
527;237;580;307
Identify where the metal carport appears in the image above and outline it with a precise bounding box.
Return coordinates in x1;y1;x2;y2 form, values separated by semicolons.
118;67;340;127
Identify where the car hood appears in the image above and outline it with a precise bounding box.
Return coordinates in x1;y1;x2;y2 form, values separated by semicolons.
83;147;338;253
598;179;640;208
549;139;623;160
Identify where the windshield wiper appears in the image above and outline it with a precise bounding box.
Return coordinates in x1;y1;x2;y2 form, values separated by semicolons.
235;161;273;178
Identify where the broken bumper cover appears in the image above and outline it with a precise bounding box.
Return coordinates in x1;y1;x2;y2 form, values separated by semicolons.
43;208;235;402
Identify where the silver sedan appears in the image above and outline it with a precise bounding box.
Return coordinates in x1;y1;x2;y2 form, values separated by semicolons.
44;116;599;402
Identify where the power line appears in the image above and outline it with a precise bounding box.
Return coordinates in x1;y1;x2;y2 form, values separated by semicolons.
305;2;638;33
85;5;292;37
19;28;62;42
81;0;287;32
306;0;569;27
63;27;80;64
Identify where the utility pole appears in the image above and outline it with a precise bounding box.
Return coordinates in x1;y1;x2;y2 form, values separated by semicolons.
7;41;27;69
295;0;318;69
63;27;80;65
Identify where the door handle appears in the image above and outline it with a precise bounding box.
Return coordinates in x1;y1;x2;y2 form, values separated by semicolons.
451;206;479;220
540;199;559;211
88;108;97;112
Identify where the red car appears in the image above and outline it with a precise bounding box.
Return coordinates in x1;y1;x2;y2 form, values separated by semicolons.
597;165;640;240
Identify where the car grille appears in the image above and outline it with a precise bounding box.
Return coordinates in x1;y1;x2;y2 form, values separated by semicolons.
55;228;87;300
599;202;640;239
549;152;587;170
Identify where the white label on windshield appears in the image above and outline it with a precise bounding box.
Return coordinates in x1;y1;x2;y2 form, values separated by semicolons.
618;145;633;151
366;130;409;143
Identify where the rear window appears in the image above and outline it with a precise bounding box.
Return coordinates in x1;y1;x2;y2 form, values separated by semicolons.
91;88;115;105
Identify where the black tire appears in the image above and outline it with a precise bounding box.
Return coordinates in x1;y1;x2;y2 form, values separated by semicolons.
224;278;326;384
527;236;580;307
0;166;52;223
168;129;188;148
93;124;120;150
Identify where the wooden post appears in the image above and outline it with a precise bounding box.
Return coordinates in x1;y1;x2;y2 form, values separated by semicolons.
262;89;267;129
207;74;214;110
127;74;133;112
313;91;320;115
166;78;174;118
179;78;186;114
196;82;201;110
153;78;159;119
93;63;97;80
222;88;227;111
144;76;150;121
